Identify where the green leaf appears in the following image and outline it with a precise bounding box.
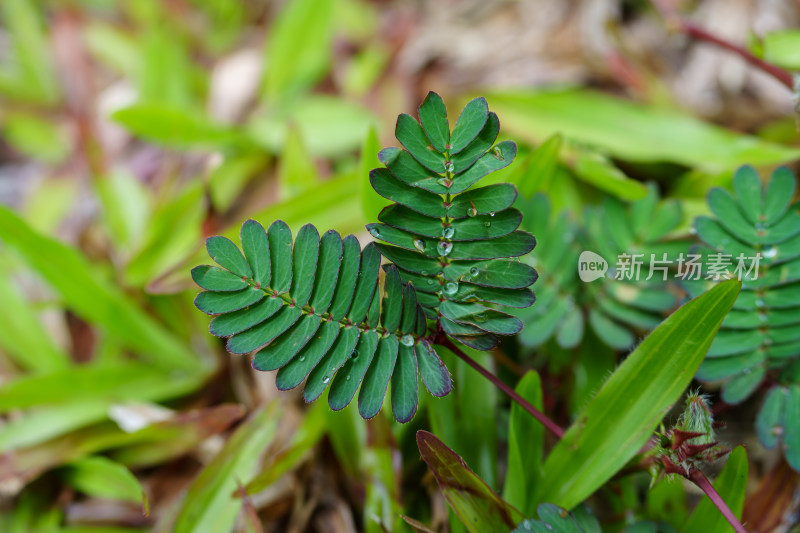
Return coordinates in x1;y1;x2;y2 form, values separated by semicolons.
449;184;518;219
396;113;446;173
487;89;800;170
370;168;446;219
449;141;517;195
0;206;201;372
262;0;334;100
288;224;320;306
328;330;380;410
112;104;242;148
328;235;362;320
682;446;748;533
761;29;800;69
539;280;740;509
756;386;785;449
206;236;252;278
61;456;145;506
173;404;278;533
452;113;500;173
195;287;265;315
515;134;563;197
502;371;544;517
419;91;450;152
450;97;489;154
570;147;648;200
391;342;419;422
417;339;452;397
252;314;321;370
240;220;271;287
358;335;399;419
191;266;249;292
417;430;525;533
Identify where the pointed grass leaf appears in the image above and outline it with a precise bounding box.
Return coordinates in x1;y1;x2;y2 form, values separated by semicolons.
173;404;277;533
540;279;740;510
683;446;748;533
396;113;446;173
358;335;399;419
450;97;489;154
391;342;419;423
417;430;525;533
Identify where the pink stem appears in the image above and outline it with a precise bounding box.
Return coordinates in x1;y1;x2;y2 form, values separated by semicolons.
689;469;748;533
680;21;794;90
440;337;565;439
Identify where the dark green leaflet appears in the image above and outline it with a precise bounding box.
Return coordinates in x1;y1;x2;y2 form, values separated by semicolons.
359;335;398;419
240;220;271;287
207;236;251;278
195;287;264;315
391;342;418;423
191;266;248;292
328;330;380;411
252;314;321;371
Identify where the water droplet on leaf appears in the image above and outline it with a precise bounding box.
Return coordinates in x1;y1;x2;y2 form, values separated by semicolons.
467;206;477;217
484;221;491;228
443;282;458;295
444;161;454;173
413;238;425;252
437;241;453;256
442;226;454;238
346;374;351;381
470;267;479;277
369;227;381;238
437;177;452;188
401;334;414;347
762;245;777;259
489;211;495;217
322;375;330;384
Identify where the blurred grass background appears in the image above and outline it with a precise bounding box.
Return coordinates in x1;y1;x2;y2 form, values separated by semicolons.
0;0;799;531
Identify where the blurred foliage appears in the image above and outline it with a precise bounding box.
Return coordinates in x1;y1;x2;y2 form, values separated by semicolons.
1;0;800;531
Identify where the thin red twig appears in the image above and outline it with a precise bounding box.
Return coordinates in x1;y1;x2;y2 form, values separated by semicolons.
439;337;565;439
689;469;748;533
680;21;794;90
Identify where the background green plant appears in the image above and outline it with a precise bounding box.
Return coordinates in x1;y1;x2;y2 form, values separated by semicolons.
2;0;800;531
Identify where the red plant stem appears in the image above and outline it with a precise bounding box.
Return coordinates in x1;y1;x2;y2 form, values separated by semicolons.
680;21;794;90
689;469;748;533
440;337;565;439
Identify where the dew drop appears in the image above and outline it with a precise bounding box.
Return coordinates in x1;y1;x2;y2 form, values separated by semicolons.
484;221;491;228
762;245;777;259
467;206;477;217
369;227;381;238
421;270;428;275
346;374;351;381
444;161;454;173
474;313;487;323
755;222;766;231
299;355;306;362
470;267;479;277
426;278;434;285
437;241;453;256
756;298;766;308
544;524;553;531
444;281;459;295
322;375;330;384
759;312;768;323
437;177;452;188
413;238;426;252
401;334;414;346
493;146;505;160
489;211;495;217
442;226;455;238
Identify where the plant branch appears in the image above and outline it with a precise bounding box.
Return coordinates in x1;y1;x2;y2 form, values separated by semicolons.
438;336;565;439
650;0;794;90
689;469;748;533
